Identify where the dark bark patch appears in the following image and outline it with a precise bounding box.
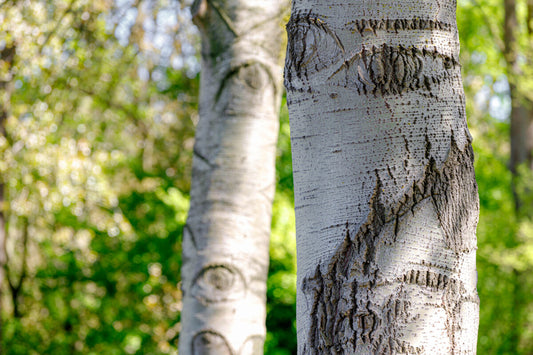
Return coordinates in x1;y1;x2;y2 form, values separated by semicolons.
332;44;458;96
285;11;345;89
302;137;478;354
304;257;424;354
400;269;461;291
430;138;479;254
191;264;246;304
192;330;233;355
347;18;453;35
285;14;459;96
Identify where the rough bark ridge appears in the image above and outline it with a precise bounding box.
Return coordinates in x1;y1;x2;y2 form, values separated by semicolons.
286;14;459;97
284;1;479;354
302;138;478;354
178;0;288;354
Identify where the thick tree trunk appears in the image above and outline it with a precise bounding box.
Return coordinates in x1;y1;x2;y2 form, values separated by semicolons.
178;1;288;354
284;1;479;353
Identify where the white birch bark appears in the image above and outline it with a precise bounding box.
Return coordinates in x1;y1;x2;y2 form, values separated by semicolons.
178;1;288;354
284;1;479;353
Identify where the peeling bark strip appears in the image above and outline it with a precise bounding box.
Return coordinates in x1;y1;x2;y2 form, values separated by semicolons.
285;1;479;353
285;14;459;96
302;137;478;354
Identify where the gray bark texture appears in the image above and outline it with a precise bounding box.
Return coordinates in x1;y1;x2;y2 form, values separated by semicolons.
284;1;480;354
178;0;288;354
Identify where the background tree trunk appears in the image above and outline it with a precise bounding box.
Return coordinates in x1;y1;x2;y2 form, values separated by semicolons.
178;0;288;354
0;40;15;352
0;171;4;352
284;1;479;353
503;0;533;351
504;0;533;212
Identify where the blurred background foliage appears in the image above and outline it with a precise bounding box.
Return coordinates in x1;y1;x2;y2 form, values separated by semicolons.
0;0;531;354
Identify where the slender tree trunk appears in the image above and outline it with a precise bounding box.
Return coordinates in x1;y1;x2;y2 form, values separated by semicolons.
285;1;479;353
505;0;533;211
0;120;5;351
179;1;288;354
528;0;533;35
6;217;29;319
0;41;15;351
0;180;5;347
503;0;533;351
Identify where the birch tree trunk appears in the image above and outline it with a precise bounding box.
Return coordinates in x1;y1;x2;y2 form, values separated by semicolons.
284;1;479;353
178;1;288;354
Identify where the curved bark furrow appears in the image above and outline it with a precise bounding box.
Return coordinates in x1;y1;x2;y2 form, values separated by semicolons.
192;330;233;355
285;14;345;90
191;330;265;355
215;61;280;107
191;264;247;304
301;136;477;354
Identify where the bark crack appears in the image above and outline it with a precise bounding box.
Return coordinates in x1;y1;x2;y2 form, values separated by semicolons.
193;147;216;168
